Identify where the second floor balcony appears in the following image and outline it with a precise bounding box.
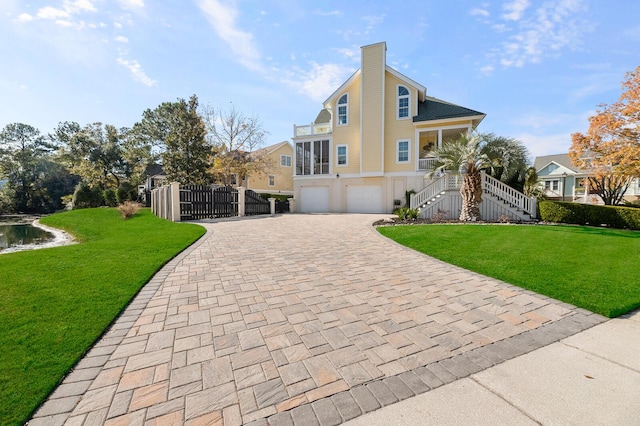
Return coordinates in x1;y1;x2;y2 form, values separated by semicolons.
293;122;332;138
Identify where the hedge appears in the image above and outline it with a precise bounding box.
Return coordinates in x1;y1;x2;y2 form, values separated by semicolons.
538;201;640;230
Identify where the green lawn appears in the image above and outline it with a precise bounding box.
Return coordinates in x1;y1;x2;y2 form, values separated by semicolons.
378;224;640;318
0;208;205;426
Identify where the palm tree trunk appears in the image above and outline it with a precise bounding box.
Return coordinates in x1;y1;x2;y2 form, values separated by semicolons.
459;172;483;221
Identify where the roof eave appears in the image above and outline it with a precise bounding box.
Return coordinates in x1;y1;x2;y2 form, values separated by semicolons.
323;69;361;108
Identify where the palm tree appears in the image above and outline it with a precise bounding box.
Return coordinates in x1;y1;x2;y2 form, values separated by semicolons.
429;132;531;222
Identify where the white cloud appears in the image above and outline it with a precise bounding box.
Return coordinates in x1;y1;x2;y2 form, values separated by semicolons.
470;8;490;17
314;10;342;17
118;0;144;9
281;62;354;103
481;0;589;71
16;13;33;22
334;47;360;62
37;6;70;20
480;65;495;75
502;0;530;21
30;0;97;29
516;132;573;157
362;14;385;31
197;0;263;73
117;56;156;87
115;35;128;43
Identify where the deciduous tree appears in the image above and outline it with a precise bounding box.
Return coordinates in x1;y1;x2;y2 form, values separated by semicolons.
570;66;640;205
202;104;271;186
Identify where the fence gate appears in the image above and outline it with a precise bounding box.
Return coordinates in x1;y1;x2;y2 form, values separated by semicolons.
179;185;238;220
213;186;238;218
244;190;271;215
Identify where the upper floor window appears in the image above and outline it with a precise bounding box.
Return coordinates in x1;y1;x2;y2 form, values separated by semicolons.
397;139;410;163
337;145;348;166
397;86;410;119
281;154;292;167
337;94;348;126
268;175;275;186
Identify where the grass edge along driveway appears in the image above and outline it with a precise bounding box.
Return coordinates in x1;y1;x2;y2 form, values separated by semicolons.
378;223;640;319
0;208;205;426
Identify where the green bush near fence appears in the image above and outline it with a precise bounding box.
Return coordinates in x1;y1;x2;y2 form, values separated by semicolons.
538;201;640;230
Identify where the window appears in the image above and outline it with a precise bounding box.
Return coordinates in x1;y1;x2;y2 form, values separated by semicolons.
295;140;330;175
398;85;410;119
544;180;559;191
268;175;275;186
396;140;410;163
337;94;348;125
281;154;291;167
337;145;348;166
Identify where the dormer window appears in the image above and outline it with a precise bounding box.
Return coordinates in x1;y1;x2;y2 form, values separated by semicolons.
337;94;348;126
398;85;410;119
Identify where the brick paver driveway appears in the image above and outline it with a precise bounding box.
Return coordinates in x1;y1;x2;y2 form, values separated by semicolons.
31;214;604;425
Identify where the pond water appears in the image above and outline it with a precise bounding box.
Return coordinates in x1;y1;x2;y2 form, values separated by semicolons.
0;223;55;252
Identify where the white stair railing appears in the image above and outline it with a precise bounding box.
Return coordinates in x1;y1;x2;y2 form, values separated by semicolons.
410;176;446;209
481;172;537;218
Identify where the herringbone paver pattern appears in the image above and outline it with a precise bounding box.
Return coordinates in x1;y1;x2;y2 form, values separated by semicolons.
30;214;605;425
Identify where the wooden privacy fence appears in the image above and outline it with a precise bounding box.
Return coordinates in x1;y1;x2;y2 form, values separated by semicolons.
151;183;283;221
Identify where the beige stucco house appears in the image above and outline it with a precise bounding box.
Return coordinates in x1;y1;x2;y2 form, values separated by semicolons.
245;141;294;196
292;41;486;213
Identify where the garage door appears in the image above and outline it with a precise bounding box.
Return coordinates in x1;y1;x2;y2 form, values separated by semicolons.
346;185;383;213
299;186;330;213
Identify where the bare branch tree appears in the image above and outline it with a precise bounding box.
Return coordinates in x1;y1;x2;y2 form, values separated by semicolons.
202;104;271;186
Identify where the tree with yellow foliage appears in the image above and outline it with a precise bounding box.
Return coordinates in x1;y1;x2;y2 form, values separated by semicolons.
569;66;640;205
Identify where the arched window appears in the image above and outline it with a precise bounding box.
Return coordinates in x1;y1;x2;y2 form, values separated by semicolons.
398;85;410;119
337;94;348;125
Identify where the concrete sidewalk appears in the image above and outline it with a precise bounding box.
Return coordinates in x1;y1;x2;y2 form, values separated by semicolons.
28;214;624;425
345;309;640;425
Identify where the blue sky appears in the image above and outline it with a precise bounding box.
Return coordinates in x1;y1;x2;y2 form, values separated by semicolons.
1;0;639;160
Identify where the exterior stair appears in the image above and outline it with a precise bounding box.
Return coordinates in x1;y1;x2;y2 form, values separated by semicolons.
410;172;537;222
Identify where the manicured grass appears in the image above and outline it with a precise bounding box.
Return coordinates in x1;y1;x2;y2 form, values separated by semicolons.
378;224;640;318
0;208;205;426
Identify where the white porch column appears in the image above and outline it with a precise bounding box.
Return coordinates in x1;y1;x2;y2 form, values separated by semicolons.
268;198;276;215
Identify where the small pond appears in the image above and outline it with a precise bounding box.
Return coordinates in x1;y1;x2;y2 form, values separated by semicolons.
0;224;55;251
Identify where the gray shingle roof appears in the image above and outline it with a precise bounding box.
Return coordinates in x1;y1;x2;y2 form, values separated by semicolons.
413;96;485;122
533;153;587;173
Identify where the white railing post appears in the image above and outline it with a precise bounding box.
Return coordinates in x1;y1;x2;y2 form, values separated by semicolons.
237;187;245;217
170;182;181;222
268;198;276;215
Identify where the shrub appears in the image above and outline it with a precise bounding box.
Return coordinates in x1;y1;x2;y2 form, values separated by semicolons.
538;201;640;230
103;189;118;207
117;182;139;204
395;206;419;220
430;209;449;223
117;200;142;219
72;182;104;209
258;193;290;201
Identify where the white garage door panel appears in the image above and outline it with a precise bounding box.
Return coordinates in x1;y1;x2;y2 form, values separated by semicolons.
300;186;330;212
346;185;383;213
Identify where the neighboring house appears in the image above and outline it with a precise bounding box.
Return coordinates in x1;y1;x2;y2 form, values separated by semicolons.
139;164;167;193
292;41;487;214
245;141;294;196
141;142;294;196
534;153;640;204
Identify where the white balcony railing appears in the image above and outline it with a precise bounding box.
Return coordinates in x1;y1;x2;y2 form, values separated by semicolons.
293;123;332;138
418;157;438;171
